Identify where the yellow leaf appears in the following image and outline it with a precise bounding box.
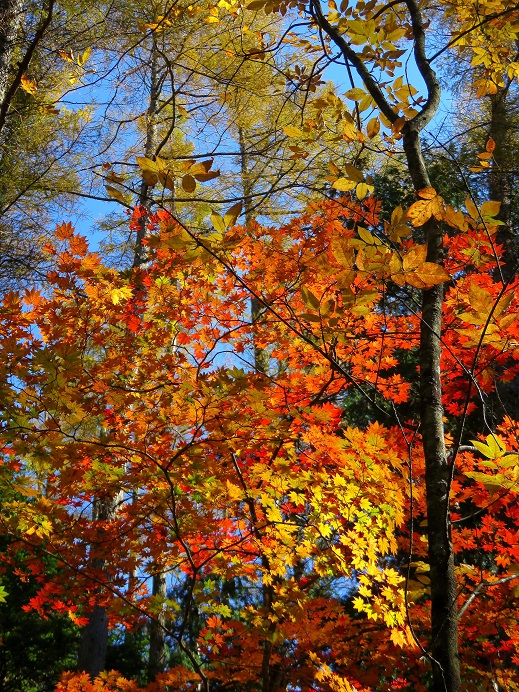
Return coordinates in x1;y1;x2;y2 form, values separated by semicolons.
136;156;160;173
412;262;451;288
77;46;91;66
110;286;133;305
465;195;479;220
283;125;302;137
390;628;407;648
481;200;501;218
329;161;340;176
342;121;358;141
357;226;379;245
211;211;226;234
417;187;437;200
356;182;370;200
224;202;242;228
332;177;356;192
391;206;404;225
406;200;433;227
105;185;126;203
345;87;366;101
402;244;428;271
331;234;353;266
366;117;380;138
20;75;37;94
444;205;468;231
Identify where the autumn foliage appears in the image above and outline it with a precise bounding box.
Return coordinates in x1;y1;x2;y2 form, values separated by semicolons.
0;183;518;690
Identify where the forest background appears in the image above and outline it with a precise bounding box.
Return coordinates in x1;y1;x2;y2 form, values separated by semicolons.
2;0;519;691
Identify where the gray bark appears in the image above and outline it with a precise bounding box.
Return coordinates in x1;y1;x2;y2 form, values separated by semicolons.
133;40;160;268
0;0;55;137
77;495;119;677
77;605;109;678
0;0;24;108
403;124;461;692
147;570;168;681
238;125;269;376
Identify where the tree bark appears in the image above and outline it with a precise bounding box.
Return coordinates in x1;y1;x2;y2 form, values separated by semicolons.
77;495;119;677
0;0;24;108
129;39;169;680
238;125;269;375
147;570;168;681
0;0;55;137
403;125;461;692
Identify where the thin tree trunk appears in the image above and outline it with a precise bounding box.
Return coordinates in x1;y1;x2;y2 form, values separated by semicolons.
77;495;118;677
129;39;169;681
238;125;269;376
147;570;168;681
404;106;461;692
133;39;160;267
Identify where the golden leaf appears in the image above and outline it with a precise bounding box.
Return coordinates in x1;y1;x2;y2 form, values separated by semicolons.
20;75;37;94
105;185;126;203
366;117;380;138
402;244;428;271
332;177;356;192
406;200;433;227
211;211;226;234
412;262;451;288
480;201;501;218
283;125;302;137
465;195;479;220
182;175;196;193
417;187;437;200
356;182;370;200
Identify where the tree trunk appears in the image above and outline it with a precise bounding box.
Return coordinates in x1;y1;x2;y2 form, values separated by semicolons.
77;495;119;677
77;605;109;678
133;39;160;267
403;125;461;692
129;39;169;680
0;0;24;109
147;570;168;681
238;125;269;375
